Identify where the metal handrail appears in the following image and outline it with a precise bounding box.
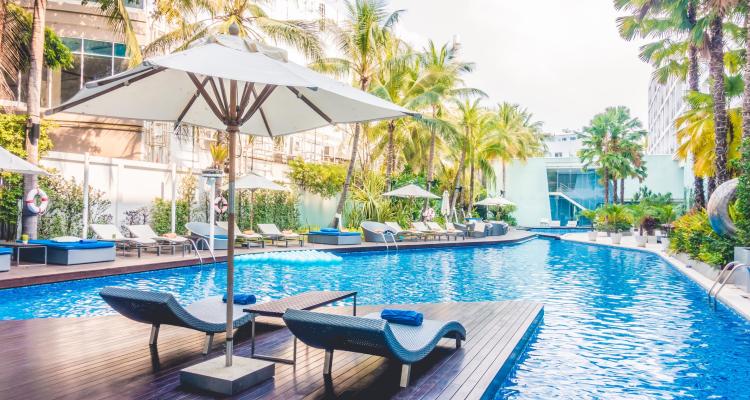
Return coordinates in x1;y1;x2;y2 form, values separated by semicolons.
708;261;746;308
386;231;398;251
189;237;217;266
380;232;390;251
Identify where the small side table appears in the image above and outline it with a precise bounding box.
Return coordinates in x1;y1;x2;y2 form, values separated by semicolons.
0;242;47;267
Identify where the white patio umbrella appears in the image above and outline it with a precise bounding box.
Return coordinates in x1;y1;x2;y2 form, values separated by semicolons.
475;196;515;207
224;172;289;228
47;27;414;371
382;183;439;199
0;145;47;175
440;190;450;216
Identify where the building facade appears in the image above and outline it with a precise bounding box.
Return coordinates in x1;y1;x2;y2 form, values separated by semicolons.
3;0;350;227
544;132;582;158
647;75;686;156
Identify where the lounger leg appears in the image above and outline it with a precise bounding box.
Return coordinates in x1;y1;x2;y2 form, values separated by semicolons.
456;335;462;348
202;333;214;355
400;364;411;387
250;315;256;356
149;324;160;347
323;349;334;375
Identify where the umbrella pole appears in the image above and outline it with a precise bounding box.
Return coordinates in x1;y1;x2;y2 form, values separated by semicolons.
225;82;239;367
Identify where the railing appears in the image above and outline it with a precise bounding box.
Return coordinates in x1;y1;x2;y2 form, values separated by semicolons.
708;261;747;309
188;238;217;266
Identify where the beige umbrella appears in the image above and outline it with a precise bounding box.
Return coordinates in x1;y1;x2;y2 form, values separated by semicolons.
475;196;515;207
382;184;439;199
47;26;413;372
0;146;47;175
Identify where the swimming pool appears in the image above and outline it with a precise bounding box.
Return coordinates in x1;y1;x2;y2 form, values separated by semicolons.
1;238;749;398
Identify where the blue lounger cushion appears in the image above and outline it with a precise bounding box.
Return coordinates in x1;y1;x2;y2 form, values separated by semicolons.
0;247;12;255
222;293;256;305
27;239;115;250
381;309;424;326
308;231;361;236
320;228;339;232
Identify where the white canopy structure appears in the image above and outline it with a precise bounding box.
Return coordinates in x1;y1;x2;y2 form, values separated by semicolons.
475;196;515;207
0;145;47;175
382;184;439;199
440;190;450;216
47;27;414;372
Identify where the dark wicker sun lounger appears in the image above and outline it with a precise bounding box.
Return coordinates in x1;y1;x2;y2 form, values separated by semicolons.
283;309;466;387
99;287;252;355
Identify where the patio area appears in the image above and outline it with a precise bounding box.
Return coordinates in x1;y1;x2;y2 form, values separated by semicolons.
0;301;543;399
0;229;535;289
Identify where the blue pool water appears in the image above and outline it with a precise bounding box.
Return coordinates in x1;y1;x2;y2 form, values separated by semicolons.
1;238;750;398
528;227;590;235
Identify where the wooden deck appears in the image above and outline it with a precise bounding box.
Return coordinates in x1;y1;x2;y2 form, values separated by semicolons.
0;301;543;399
0;229;535;289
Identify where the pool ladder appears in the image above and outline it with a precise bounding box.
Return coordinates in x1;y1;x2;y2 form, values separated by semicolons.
381;231;398;251
189;238;217;266
707;261;747;308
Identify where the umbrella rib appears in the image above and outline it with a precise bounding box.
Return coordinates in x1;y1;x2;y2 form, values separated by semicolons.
174;77;210;129
218;78;230;115
238;82;254;115
208;78;229;116
287;87;332;124
187;72;228;123
240;85;276;125
251;87;273;137
46;67;166;115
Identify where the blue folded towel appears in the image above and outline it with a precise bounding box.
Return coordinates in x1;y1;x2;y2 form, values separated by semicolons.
320;227;339;232
381;309;423;326
79;239;97;243
222;293;256;305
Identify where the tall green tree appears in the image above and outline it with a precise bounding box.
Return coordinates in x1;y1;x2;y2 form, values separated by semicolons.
449;98;485;217
311;0;403;225
578;106;647;205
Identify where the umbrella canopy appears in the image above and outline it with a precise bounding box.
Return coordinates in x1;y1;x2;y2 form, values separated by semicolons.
48;34;416;136
46;28;413;370
0;146;47;175
224;172;289;191
440;190;450;216
475;196;515;207
383;184;439;199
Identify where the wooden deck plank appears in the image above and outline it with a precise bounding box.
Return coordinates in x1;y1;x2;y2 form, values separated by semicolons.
0;301;542;400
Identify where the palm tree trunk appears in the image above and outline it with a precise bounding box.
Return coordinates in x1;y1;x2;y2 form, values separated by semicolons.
687;0;706;209
22;0;47;239
423;107;438;214
620;178;625;204
334;78;368;225
709;15;730;186
468;157;475;214
385;121;395;190
603;169;609;205
743;7;750;144
707;176;716;198
450;146;467;221
613;178;618;204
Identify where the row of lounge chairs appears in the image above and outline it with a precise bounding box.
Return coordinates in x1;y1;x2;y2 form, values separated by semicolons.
100;287;466;388
361;220;509;242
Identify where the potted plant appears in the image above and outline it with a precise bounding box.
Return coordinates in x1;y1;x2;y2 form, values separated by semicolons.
643;215;659;244
628;204;651;247
580;209;598;241
203;142;228;177
599;204;631;245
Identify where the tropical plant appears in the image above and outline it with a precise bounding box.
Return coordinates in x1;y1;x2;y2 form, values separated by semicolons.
209;142;228;170
37;174;112;239
670;209;740;266
310;0;403;224
596;204;633;233
578;106;647;204
237;190;300;231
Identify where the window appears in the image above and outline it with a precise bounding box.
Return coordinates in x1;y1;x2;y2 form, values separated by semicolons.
51;38;129;106
554;152;563;158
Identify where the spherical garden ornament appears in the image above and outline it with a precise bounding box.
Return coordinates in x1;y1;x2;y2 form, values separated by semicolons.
707;178;738;238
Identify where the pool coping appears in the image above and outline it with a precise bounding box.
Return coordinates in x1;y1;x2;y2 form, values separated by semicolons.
561;233;750;322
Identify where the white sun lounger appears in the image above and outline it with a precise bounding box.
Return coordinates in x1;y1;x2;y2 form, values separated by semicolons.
90;224;160;257
257;224;303;247
216;221;265;248
125;224;190;255
384;222;424;241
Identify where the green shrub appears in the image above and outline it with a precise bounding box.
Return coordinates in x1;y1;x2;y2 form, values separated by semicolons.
670;210;739;267
237;190;300;231
287;158;346;198
37;173;112;238
150;199;190;235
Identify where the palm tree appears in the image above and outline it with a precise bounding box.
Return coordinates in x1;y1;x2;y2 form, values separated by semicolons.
311;0;403;224
578;106;646;205
492;103;546;195
449;98;485;218
21;0;47;239
675;90;743;178
616;0;708;207
88;0;143;66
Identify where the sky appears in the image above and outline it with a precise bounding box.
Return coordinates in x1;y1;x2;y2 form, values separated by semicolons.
386;0;653;134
